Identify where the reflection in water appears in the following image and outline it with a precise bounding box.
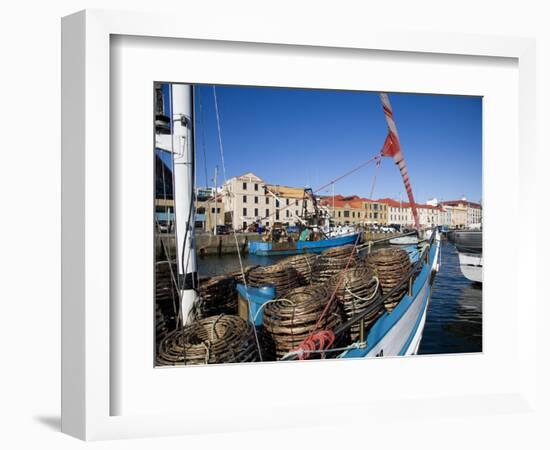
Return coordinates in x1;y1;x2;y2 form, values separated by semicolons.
418;239;482;354
197;238;483;355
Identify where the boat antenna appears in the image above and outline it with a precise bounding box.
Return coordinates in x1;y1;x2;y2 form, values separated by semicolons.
378;93;420;229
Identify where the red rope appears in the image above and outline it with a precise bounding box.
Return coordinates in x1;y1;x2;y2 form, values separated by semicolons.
294;330;335;360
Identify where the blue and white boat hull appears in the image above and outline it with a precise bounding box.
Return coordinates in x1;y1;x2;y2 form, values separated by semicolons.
339;231;440;358
247;231;361;256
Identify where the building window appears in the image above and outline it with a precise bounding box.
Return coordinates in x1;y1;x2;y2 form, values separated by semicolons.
276;199;280;207
211;207;216;213
266;209;270;217
254;196;258;204
276;210;280;221
338;211;341;217
286;198;289;206
296;210;299;216
374;212;378;219
254;183;258;191
344;210;350;218
358;212;361;218
266;197;269;204
243;207;247;216
243;195;247;203
243;221;247;229
373;204;378;210
295;199;299;206
254;208;259;217
243;182;247;190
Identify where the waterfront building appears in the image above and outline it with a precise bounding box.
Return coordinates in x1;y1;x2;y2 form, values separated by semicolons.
319;195;388;226
222;172;314;230
377;197;409;227
440;198;482;228
378;198;446;228
196;195;224;232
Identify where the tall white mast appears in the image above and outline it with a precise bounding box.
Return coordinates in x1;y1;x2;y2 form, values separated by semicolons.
171;84;197;325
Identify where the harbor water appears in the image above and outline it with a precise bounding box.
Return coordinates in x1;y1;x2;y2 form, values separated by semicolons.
196;238;482;355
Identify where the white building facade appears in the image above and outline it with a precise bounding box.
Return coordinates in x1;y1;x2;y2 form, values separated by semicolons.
222;172;314;230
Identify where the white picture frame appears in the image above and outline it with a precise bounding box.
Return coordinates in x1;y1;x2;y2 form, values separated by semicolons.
61;9;537;441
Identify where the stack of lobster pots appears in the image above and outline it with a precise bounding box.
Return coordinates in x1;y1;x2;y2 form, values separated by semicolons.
276;253;318;285
326;265;383;340
155;260;180;343
229;265;259;285
195;274;239;319
312;244;361;284
366;247;411;312
247;263;303;297
262;284;342;358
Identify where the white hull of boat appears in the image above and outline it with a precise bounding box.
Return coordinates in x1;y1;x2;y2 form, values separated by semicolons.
339;231;441;359
457;252;483;283
367;241;439;357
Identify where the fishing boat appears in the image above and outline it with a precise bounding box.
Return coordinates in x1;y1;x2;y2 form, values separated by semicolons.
451;230;482;283
155;84;441;362
248;231;361;256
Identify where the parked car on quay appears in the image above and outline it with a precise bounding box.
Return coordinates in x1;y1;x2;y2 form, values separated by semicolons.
215;225;231;235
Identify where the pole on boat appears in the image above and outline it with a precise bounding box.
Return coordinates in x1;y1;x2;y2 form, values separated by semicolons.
171;83;198;325
379;93;420;229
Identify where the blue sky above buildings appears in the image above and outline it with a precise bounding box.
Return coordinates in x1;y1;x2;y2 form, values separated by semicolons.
160;84;482;204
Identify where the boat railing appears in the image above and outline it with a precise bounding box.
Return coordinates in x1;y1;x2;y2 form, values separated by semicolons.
281;229;436;361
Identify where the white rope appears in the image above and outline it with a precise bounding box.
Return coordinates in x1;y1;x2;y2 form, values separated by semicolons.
343;276;380;302
252;298;296;325
212;86;264;361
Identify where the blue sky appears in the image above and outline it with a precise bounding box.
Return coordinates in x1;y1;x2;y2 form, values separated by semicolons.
164;84;482;204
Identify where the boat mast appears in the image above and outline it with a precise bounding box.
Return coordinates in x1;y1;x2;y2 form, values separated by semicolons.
171;84;198;325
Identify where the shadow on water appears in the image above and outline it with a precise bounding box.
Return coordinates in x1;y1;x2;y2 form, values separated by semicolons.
418;239;482;354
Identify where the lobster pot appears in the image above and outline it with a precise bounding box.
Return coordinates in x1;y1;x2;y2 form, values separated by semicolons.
156;315;260;366
155;260;180;337
276;253;318;284
366;247;411;312
326;266;383;340
195;274;238;319
247;264;302;297
155;303;169;350
312;244;360;284
262;284;341;359
229;265;259;285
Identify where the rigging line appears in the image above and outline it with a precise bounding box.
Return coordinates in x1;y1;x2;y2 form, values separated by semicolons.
312;154;379;195
197;86;210;189
212;85;264;361
157;145;179;323
369;156;382;200
254;154;379;224
313;232;362;331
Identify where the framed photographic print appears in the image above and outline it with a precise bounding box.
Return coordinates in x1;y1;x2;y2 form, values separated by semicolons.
62;9;537;441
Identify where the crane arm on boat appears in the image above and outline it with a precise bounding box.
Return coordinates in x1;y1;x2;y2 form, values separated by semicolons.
379;93;420;229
